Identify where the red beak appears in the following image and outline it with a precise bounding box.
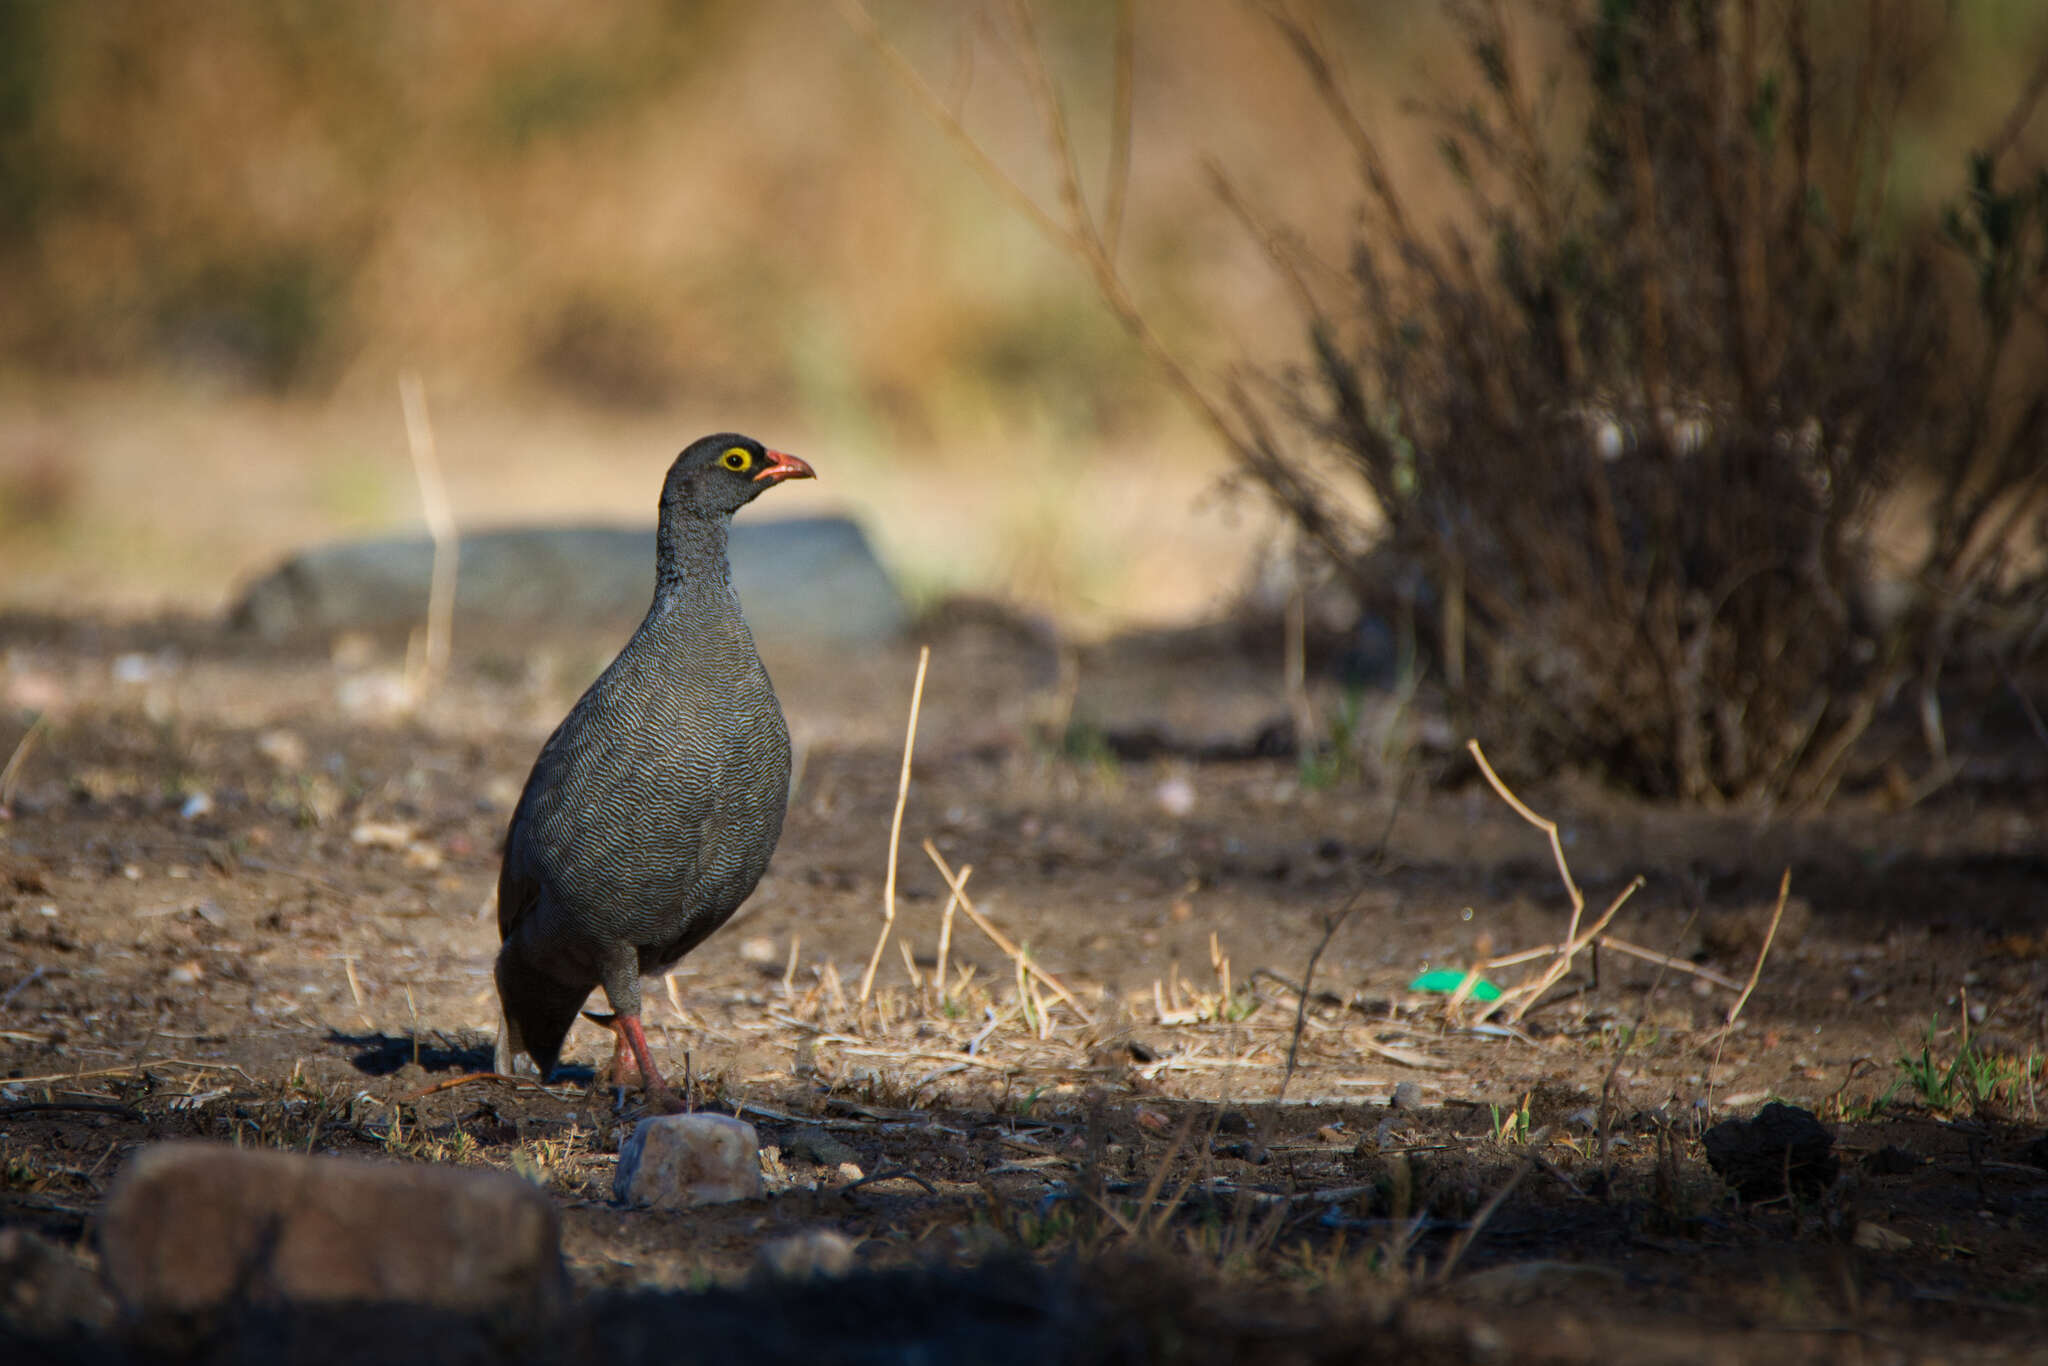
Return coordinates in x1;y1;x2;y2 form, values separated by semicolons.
753;449;816;483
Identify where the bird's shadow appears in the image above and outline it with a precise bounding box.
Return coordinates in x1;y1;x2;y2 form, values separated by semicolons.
323;1030;598;1083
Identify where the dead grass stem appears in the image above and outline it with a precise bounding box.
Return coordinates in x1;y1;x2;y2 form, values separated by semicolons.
397;372;457;705
1706;867;1792;1098
923;839;1093;1026
933;862;969;1006
860;644;930;1002
0;713;48;809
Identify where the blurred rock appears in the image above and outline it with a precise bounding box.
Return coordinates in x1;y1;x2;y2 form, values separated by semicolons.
754;1229;856;1283
614;1113;763;1209
98;1142;564;1319
229;518;906;646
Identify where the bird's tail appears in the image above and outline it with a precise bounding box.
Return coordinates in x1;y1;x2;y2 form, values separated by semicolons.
493;946;590;1079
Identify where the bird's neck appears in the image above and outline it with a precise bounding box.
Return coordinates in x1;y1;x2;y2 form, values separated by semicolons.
653;511;734;603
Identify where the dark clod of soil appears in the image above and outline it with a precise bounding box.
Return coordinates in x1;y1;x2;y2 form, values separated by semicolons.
2024;1132;2048;1172
1863;1144;1924;1175
1702;1102;1839;1202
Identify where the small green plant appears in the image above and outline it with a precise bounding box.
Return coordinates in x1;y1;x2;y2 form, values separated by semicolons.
1489;1093;1533;1145
1829;1074;1905;1123
1299;688;1366;790
1;1144;43;1191
1893;1013;2045;1116
1058;719;1119;776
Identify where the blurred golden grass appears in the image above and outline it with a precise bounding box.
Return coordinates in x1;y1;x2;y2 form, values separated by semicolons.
1;3;2043;624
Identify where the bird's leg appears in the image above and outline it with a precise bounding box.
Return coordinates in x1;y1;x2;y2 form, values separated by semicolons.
597;945;685;1114
610;1014;685;1114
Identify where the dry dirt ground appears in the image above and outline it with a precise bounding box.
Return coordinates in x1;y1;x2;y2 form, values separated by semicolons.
1;607;2045;1363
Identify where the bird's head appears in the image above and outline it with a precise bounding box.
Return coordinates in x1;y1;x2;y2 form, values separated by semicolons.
661;433;815;520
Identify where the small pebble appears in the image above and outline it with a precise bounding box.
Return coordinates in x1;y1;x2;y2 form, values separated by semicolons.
1154;776;1196;817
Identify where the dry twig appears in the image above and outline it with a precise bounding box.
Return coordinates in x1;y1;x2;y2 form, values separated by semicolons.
1278;891;1363;1100
1464;740;1648;1023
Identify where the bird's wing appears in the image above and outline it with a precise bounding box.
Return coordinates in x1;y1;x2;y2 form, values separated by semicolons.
496;800;547;940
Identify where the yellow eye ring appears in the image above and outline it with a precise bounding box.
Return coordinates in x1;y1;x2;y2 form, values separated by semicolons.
721;447;752;471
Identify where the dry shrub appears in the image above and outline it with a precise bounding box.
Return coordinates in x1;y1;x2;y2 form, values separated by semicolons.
1234;1;2048;803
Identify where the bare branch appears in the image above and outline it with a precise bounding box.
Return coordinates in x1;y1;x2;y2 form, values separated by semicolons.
1103;0;1136;258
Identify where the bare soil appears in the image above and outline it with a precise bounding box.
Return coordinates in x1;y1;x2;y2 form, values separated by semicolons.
1;608;2045;1363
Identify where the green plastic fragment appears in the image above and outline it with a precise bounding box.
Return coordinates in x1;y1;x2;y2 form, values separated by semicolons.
1408;969;1502;1001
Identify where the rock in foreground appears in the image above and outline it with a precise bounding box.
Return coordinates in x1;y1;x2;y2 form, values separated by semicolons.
98;1142;564;1319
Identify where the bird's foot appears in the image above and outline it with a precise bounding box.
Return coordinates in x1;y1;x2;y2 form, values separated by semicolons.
608;1012;688;1114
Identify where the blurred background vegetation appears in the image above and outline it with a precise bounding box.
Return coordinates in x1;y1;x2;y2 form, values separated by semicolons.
0;0;2043;659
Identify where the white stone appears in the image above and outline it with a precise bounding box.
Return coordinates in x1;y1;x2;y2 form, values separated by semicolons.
614;1113;763;1209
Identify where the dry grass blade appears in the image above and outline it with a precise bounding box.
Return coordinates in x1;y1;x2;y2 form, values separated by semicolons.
1481;932;1741;991
8;1059;255;1087
1708;867;1791;1093
1350;1034;1450;1070
340;954;373;1029
397;371;457;703
1595;935;1742;991
923;839;1093;1026
934;862;970;1005
1133;1110;1197;1236
0;713;49;808
400;1071;565;1101
860;644;929;1002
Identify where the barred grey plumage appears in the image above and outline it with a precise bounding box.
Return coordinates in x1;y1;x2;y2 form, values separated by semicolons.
493;433;815;1108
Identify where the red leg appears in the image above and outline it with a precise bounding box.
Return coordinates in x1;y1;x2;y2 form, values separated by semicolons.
611;1013;684;1114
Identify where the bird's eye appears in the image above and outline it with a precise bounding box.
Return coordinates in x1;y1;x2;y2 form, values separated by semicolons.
721;448;752;472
